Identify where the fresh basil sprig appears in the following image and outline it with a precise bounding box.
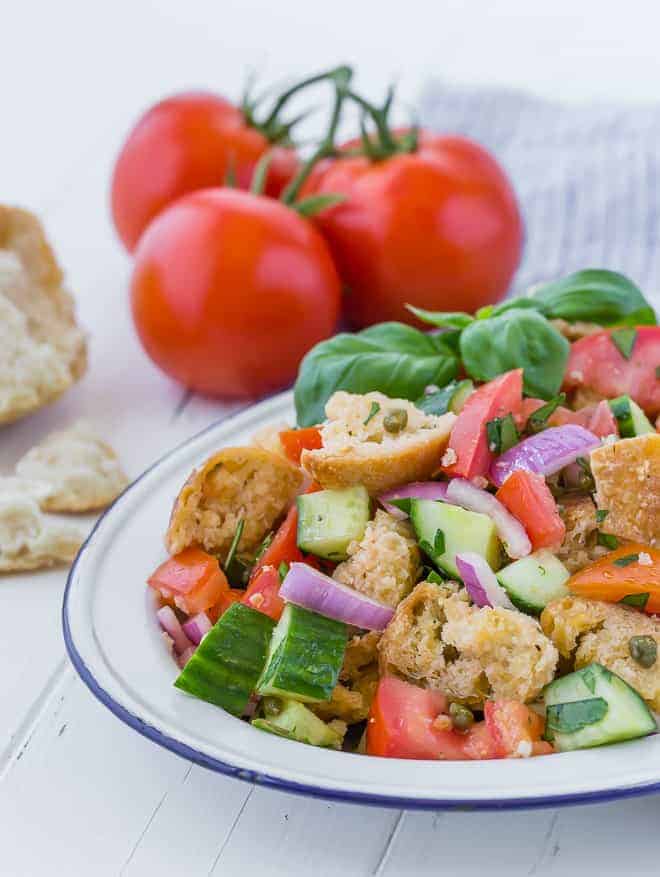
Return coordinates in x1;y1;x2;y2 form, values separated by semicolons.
294;322;459;427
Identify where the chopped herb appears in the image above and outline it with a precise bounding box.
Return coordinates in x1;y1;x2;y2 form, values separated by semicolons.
546;698;608;734
595;509;609;524
526;393;566;433
224;517;245;573
629;635;657;668
611;327;638;360
614;553;640;567
620;592;649;609
363;401;380;426
486;414;519;454
656;366;660;379
597;532;619;550
254;532;274;564
426;570;446;585
387;497;412;515
575;456;595;491
580;666;597;694
420;529;445;558
278;561;290;581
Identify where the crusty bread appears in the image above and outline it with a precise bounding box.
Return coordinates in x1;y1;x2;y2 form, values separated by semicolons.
166;446;303;557
312;631;381;724
0;491;83;572
15;420;128;512
0;206;86;425
590;434;660;548
556;494;607;573
301;391;455;495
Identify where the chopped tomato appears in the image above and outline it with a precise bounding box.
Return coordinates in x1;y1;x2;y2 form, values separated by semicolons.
547;399;618;438
461;720;500;760
279;427;322;464
568;543;660;614
209;588;244;622
250;505;304;582
485;701;553;757
496;470;565;551
242;565;285;620
443;369;523;480
515;397;545;429
148;547;229;615
563;327;660;418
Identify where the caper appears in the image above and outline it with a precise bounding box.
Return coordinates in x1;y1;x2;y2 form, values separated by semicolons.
262;696;283;717
383;408;408;434
629;635;657;668
449;702;474;731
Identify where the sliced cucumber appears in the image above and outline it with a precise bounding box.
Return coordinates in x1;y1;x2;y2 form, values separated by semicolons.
496;550;570;615
296;485;370;561
252;698;343;748
416;380;474;416
256;603;347;703
608;395;655;437
174;603;275;716
410;499;502;578
543;663;656;751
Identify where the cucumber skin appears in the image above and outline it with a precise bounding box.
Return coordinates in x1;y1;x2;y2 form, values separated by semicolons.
252;700;343;748
608;395;655;437
296;486;370;561
496;551;570;616
174;603;275;716
257;604;347;703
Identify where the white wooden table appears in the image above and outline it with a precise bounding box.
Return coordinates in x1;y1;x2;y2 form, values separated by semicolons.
2;2;660;873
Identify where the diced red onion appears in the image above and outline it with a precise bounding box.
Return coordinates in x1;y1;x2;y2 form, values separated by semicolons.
177;645;197;669
455;552;515;610
157;605;193;655
379;481;449;519
280;562;394;631
243;695;260;719
182;611;212;645
489;425;600;488
446;478;531;559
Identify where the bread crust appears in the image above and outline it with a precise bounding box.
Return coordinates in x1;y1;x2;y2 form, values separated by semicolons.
0;493;83;573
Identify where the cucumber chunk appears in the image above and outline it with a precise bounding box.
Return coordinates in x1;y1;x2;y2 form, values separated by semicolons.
543;663;656;751
410;499;501;578
256;603;347;703
297;486;370;561
496;550;570;615
174;603;275;716
608;395;655;437
252;699;343;748
416;379;474;416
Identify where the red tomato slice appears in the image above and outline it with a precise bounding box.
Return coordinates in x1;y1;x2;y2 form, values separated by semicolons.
250;505;304;582
568;543;660;613
443;369;523;480
484;701;554;757
209;588;244;622
515;397;545;429
548;400;618;438
242;565;285;620
496;470;565;551
279;427;323;464
148;548;229;615
563;327;660;418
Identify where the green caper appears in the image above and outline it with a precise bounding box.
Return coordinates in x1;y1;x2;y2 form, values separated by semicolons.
449;702;474;731
629;635;657;668
262;696;283;717
383;408;408;434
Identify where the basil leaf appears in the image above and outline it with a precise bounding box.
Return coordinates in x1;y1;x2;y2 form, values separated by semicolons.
460;309;570;399
425;570;446;585
595;509;609;524
525;393;566;433
597;532;619;550
406;306;475;329
620;592;650;609
294;322;459;427
486;414;519;454
416;381;459;416
546;698;608;734
420;529;445;558
530;270;657;326
387;497;412;515
614;553;640;568
611;327;638;360
363;401;380;425
278;561;290;581
224;517;245;573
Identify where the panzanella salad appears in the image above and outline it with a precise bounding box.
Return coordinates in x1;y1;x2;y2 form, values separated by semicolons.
148;269;660;760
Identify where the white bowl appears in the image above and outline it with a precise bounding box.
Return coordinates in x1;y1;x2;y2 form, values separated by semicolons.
63;391;660;810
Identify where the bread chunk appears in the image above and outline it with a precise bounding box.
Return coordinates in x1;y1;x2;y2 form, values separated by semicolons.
556;495;607;573
166;446;302;556
16;421;128;512
0;206;86;425
313;631;381;724
301;391;455;495
542;595;660;710
0;492;83;572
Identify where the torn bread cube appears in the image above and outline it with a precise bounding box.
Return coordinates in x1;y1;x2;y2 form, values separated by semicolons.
556;495;607;573
300;391;455;495
16;421;129;512
0;492;83;572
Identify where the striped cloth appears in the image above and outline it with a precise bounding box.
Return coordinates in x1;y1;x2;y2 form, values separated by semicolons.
420;82;660;307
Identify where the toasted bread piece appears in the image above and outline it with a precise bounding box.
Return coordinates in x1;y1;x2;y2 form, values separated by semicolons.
313;631;381;724
0;206;86;425
590;434;660;548
301;391;455;495
166;446;302;557
0;492;83;572
16;420;128;512
542;595;660;711
556;494;608;573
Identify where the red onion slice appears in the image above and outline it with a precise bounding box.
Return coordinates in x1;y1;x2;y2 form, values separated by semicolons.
280;562;394;631
446;478;531;559
182;611;212;645
455;552;515;609
157;605;194;655
379;481;449;519
489;425;600;487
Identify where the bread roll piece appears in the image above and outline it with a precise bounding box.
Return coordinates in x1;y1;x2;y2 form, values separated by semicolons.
166;446;303;557
16;421;129;512
0;492;83;572
0;206;86;425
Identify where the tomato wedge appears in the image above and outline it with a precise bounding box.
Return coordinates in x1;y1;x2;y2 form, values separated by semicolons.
547;400;618;438
148;548;229;615
496;469;565;551
209;588;244;622
568;543;660;613
249;505;304;583
279;427;322;464
443;369;523;480
242;565;284;620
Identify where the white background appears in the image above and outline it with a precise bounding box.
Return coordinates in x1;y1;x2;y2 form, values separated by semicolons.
2;1;660;874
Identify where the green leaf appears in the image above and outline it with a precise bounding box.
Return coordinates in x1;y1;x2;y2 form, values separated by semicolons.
294;322;459;427
426;570;446;585
406;305;475;330
620;592;650;609
420;529;445;558
415;381;458;416
595;509;609;524
486;414;519;454
459;309;570;399
224;517;245;573
656;366;660;379
387;497;412;515
614;553;640;568
525;393;566;433
278;561;290;581
529;270;657;326
294;193;345;217
363;401;380;426
611;327;638;360
546;698;608;734
597;532;619;550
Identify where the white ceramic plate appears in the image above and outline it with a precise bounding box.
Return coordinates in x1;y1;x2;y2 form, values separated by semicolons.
63;391;660;810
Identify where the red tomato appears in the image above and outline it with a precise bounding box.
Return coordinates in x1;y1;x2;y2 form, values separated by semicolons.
563;327;660;418
250;505;303;582
111;92;299;251
548;400;618;438
242;565;285;620
209;588;244;622
568;543;660;613
443;369;523;480
279;427;323;464
496;469;565;551
302;133;523;327
148;548;229;615
130;189;341;398
484;701;554;757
